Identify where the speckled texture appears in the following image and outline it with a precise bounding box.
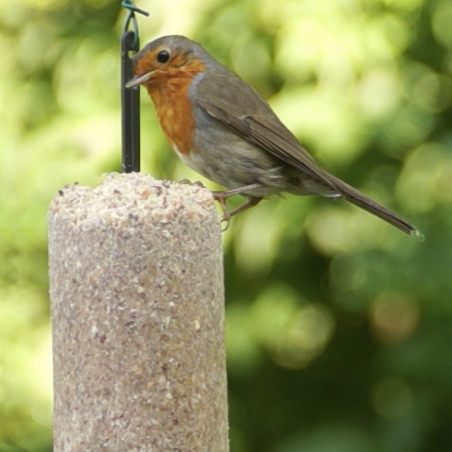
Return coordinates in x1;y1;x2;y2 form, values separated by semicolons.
48;173;228;451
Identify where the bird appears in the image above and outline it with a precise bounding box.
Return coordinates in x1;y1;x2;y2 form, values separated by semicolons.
126;35;418;236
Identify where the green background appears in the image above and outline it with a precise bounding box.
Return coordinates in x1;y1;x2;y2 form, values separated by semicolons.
1;0;451;450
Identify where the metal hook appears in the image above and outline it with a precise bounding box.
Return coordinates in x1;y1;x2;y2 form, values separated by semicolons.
121;0;149;51
121;0;149;16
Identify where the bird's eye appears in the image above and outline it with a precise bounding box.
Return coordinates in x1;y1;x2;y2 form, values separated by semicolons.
156;50;170;63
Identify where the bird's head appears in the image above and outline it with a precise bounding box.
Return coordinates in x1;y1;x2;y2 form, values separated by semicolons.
126;35;211;88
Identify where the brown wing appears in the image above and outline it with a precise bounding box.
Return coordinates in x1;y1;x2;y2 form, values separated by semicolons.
195;71;338;191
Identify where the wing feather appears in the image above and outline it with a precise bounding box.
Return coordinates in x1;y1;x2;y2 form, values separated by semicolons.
195;72;337;190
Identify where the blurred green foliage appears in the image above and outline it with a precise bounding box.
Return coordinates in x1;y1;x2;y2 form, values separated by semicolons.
1;0;451;451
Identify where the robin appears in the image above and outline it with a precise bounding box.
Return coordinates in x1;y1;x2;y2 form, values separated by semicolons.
126;35;418;236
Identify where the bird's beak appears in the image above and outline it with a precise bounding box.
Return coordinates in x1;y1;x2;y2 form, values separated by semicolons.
125;70;154;88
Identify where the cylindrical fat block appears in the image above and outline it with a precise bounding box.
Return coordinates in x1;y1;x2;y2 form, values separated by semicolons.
48;173;228;451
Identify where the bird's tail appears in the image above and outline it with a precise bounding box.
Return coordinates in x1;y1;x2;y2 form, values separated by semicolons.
326;174;419;237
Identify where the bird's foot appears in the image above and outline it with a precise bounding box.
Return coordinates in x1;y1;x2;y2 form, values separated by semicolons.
212;186;263;231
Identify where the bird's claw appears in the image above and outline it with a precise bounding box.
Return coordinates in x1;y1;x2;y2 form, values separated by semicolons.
178;178;206;188
211;189;262;232
212;191;232;231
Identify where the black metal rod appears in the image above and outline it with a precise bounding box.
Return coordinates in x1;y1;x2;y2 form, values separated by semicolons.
121;29;140;173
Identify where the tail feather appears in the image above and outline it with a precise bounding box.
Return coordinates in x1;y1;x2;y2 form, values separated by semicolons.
327;174;419;236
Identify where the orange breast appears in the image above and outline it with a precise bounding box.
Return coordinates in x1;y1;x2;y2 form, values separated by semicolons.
143;60;206;156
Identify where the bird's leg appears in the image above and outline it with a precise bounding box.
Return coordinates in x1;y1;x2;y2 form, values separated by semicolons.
212;183;263;230
216;196;263;231
212;183;263;199
224;196;262;217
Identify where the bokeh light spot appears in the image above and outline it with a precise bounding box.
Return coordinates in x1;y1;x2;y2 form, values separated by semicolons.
273;304;335;369
372;377;414;419
370;292;420;343
397;143;452;213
